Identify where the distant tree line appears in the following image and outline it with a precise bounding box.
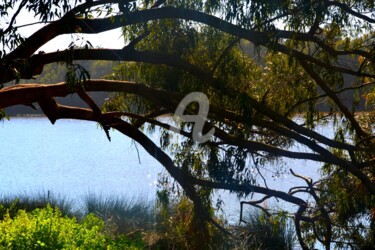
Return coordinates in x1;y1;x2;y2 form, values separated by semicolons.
5;60;116;115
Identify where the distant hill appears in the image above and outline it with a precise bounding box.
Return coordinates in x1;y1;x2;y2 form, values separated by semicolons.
5;60;117;116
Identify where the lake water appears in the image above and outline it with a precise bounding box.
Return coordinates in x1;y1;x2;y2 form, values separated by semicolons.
0;117;325;222
0;117;163;199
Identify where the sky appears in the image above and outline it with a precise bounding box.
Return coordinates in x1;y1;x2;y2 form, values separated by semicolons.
4;4;125;54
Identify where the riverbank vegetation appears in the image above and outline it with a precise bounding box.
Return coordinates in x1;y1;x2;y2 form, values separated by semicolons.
0;193;295;249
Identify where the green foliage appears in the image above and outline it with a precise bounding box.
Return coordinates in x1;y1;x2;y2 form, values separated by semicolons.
0;109;9;122
0;193;231;249
65;63;90;91
112;18;304;191
317;164;375;248
35;63;68;84
0;205;144;249
34;61;115;84
119;20;256;94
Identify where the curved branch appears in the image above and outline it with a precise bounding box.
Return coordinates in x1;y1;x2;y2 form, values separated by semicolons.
4;6;374;80
2;46;372;162
327;1;375;24
2;80;375;194
1;47;212;84
2;0;28;35
0;80;359;162
0;80;371;159
0;78;353;155
35;95;213;236
0;82;309;206
295;205;309;250
291;169;332;249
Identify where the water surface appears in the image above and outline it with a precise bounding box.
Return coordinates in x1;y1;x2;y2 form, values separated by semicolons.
0;117;325;222
0;117;163;200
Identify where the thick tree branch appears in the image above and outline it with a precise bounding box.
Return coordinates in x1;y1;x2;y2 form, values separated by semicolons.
0;80;369;158
0;47;212;84
35;98;311;237
4;6;374;82
2;80;375;194
35;97;213;235
0;80;359;153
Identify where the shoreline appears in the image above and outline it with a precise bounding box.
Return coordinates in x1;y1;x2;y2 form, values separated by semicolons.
9;114;46;118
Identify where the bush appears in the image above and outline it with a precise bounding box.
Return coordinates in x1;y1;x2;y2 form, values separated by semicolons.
0;205;144;249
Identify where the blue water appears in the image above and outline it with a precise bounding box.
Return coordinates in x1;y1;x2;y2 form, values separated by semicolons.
0;117;163;200
0;117;327;225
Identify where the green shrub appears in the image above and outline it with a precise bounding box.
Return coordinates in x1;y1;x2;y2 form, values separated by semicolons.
0;205;144;249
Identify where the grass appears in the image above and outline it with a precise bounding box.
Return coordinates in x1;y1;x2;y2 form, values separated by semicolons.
233;208;297;250
0;192;297;249
0;191;75;219
81;193;156;234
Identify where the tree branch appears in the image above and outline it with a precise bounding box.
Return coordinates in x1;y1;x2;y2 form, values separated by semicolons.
295;205;309;250
327;1;375;24
2;80;375;194
291;169;332;249
4;6;374;81
299;60;367;138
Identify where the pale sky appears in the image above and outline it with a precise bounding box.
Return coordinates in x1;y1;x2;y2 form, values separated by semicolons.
5;5;125;54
